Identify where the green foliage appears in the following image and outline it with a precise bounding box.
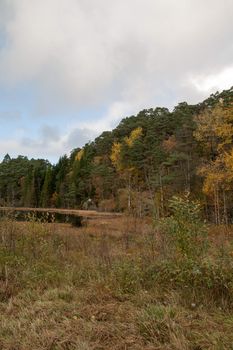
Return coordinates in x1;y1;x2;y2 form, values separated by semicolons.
138;304;176;343
0;87;232;219
112;260;142;294
157;194;208;260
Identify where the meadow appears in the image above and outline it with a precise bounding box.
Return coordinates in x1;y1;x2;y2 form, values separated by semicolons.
0;209;233;350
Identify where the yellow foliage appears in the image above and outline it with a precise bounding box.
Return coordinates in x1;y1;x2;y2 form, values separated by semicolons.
198;153;233;196
110;127;142;174
202;171;225;194
110;142;122;171
75;149;84;162
195;104;233;196
125;127;142;147
224;149;233;172
194;104;233;152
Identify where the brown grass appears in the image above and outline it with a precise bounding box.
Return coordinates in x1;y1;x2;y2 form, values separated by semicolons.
0;216;233;349
0;206;122;218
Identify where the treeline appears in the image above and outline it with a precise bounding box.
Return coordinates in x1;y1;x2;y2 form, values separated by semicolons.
0;87;233;223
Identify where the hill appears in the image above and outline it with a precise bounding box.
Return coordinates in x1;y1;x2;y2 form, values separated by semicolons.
0;87;233;223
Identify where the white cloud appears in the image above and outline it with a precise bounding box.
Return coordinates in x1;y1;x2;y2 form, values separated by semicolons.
0;1;232;107
0;0;232;160
191;66;233;94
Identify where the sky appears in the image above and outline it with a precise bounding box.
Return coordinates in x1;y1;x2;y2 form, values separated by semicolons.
0;0;232;163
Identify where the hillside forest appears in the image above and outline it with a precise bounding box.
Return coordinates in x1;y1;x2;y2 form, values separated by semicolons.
0;87;233;224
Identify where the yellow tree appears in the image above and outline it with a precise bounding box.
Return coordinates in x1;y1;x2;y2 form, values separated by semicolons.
110;127;143;211
124;127;143;147
110;142;122;171
75;149;84;162
194;103;233;223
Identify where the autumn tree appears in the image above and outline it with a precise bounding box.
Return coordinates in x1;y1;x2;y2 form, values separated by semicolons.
194;103;233;223
110;127;143;211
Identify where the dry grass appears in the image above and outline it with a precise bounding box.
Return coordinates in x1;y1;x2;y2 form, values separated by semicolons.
0;216;233;349
0;206;122;218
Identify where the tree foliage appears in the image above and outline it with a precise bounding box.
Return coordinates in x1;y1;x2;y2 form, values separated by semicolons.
0;87;232;222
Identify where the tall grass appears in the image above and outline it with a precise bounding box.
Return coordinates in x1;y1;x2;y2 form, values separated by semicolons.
0;213;233;349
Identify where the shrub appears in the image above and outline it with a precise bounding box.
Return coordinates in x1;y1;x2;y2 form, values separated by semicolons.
156;194;208;261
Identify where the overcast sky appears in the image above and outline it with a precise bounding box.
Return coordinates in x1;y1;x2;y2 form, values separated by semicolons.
0;0;232;162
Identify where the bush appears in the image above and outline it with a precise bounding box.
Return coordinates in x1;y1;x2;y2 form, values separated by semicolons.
156;194;208;261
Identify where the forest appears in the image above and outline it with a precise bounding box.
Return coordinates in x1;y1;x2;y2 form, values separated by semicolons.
1;88;233;349
0;87;233;223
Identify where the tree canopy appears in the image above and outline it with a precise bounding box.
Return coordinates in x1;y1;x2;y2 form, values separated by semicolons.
0;87;233;222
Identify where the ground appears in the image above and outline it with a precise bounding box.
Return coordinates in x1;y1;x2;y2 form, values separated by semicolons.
0;215;233;349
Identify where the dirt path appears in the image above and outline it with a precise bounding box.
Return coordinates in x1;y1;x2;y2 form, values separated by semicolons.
0;206;122;219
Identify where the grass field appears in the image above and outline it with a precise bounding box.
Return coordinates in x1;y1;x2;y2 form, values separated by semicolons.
0;215;233;349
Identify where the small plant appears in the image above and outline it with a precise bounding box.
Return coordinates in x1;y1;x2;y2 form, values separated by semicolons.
157;194;208;261
138;304;177;344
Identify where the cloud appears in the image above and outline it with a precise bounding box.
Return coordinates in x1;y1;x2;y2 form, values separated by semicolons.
65;128;98;149
0;110;21;121
0;0;232;108
191;66;233;93
21;125;60;147
0;0;232;160
0;124;97;162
